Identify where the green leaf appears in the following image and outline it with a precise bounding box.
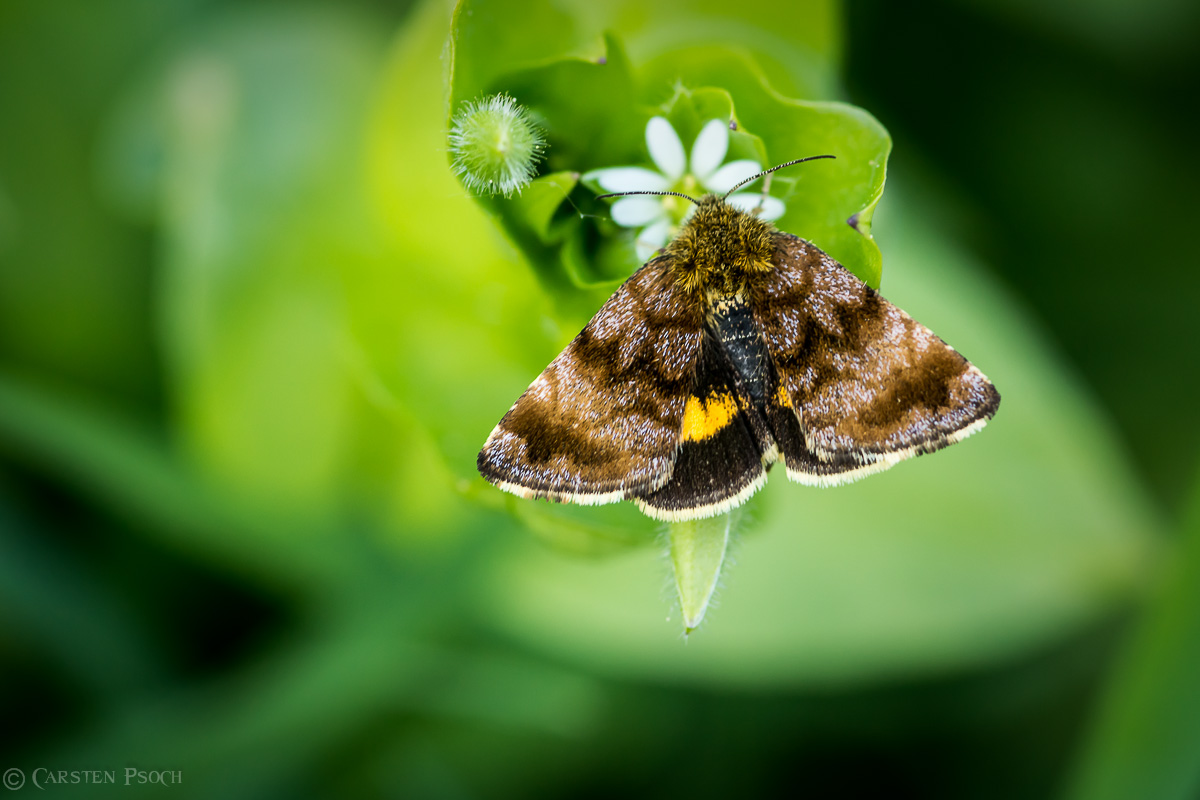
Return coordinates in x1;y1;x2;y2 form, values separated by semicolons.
356;0;565;489
1063;472;1200;800
511;171;581;243
466;36;643;308
103;8;392;515
670;514;734;633
449;0;842;108
664;76;889;286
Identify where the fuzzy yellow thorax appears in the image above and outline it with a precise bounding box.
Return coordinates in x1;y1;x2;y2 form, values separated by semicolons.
665;195;777;295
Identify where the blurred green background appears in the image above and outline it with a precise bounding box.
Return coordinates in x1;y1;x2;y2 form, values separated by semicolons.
1;0;1198;797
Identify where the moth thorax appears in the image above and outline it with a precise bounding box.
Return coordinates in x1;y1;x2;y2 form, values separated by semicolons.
707;291;748;318
666;195;776;295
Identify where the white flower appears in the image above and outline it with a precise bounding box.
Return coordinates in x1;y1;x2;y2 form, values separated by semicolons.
585;117;786;260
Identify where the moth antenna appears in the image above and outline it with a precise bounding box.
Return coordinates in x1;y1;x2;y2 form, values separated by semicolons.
723;155;836;199
596;190;700;205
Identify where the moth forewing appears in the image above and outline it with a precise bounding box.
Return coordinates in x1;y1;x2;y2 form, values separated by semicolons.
476;254;705;504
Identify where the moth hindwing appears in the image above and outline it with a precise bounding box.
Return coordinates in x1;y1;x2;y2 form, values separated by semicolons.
478;194;1000;520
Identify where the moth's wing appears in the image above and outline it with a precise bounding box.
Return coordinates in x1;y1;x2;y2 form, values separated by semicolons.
634;331;772;522
751;232;1000;485
478;255;705;503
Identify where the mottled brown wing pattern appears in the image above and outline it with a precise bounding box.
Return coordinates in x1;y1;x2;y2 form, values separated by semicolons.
751;233;1000;484
478;255;706;503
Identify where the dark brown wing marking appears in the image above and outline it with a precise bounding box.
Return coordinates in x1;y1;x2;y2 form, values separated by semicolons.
634;331;770;521
751;233;1000;484
478;255;706;503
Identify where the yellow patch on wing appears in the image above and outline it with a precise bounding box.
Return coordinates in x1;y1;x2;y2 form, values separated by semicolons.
681;392;739;442
775;383;792;409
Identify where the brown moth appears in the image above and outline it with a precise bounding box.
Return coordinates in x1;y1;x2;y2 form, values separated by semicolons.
478;163;999;521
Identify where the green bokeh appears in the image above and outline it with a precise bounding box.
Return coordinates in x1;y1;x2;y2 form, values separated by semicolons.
0;0;1196;797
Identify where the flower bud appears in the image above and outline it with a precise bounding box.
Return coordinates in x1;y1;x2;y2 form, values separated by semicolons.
448;94;546;197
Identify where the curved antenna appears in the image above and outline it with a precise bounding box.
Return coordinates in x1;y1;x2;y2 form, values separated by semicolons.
722;155;836;199
596;190;700;205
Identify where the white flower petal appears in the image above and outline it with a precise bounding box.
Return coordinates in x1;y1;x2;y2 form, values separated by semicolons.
726;192;786;220
646;117;686;181
635;220;671;261
635;240;658;262
689;119;729;181
611;196;667;227
585;167;670;193
639;219;670;249
703;159;762;194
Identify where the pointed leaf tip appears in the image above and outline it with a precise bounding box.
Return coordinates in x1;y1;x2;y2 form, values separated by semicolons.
670;513;733;632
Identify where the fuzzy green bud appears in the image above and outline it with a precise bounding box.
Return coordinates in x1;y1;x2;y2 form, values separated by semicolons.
449;94;546;197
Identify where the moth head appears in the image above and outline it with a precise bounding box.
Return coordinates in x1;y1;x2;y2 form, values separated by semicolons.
597;155;836;294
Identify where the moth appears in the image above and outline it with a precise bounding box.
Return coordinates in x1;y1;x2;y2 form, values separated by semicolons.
478;159;1000;521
